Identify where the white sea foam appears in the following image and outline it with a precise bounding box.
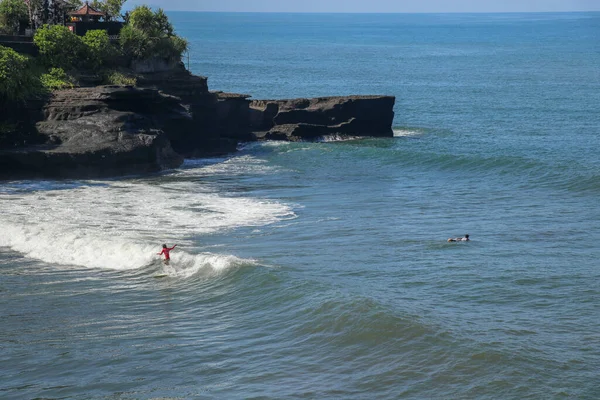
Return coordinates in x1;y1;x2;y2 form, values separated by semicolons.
179;154;276;176
243;141;288;148
319;134;362;142
159;252;255;278
1;222;155;270
0;178;294;271
393;128;423;137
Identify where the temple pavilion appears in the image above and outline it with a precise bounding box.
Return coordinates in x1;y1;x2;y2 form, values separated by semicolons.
68;2;106;23
65;1;123;37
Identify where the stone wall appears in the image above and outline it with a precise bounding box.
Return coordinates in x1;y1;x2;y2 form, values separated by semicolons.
0;35;37;56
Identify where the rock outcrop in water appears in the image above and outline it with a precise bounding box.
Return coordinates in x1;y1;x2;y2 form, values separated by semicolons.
248;96;395;141
0;66;395;179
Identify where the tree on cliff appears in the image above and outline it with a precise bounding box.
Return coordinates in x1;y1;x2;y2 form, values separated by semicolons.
34;24;118;70
81;29;117;68
0;0;82;31
90;0;125;21
0;0;28;33
34;24;85;68
120;5;187;63
42;0;81;25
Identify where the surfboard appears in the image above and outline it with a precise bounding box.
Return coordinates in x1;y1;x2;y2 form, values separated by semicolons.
154;274;169;278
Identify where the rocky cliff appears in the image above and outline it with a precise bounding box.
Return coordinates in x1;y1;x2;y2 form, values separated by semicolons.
0;67;396;179
0;86;184;179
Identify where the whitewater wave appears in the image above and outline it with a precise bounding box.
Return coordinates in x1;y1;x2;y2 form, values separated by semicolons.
2;221;154;269
158;252;256;278
0;177;294;271
1;219;257;275
179;154;277;176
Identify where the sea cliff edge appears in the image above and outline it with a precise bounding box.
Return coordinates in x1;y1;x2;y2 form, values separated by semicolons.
0;65;395;179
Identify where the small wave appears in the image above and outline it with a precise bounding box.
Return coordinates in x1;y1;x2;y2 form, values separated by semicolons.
250;141;290;148
392;147;545;178
559;173;600;194
159;253;256;279
393;128;424;137
179;154;277;176
294;296;441;346
318;134;363;142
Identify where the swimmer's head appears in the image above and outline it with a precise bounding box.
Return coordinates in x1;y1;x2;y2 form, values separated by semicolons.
465;234;469;239
162;244;167;248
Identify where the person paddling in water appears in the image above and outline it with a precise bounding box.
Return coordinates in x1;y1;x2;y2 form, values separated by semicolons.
158;244;177;265
448;234;469;242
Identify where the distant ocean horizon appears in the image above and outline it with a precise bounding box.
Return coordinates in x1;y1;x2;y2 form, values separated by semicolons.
2;11;599;399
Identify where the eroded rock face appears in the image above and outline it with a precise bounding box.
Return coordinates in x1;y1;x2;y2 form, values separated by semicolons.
247;96;395;141
0;68;396;179
0;86;184;179
136;68;239;156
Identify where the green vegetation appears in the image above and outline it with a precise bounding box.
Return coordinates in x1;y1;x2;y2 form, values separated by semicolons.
34;24;85;69
82;29;117;68
31;5;187;70
90;0;126;21
0;45;71;100
0;0;27;34
34;25;119;70
1;0;83;32
0;2;188;105
40;67;74;89
104;70;136;85
0;45;41;101
120;6;187;62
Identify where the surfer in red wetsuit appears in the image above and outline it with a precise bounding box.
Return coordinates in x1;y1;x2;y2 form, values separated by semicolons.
158;244;177;265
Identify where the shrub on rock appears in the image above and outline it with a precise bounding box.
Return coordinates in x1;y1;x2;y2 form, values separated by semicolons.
34;24;85;69
0;45;40;102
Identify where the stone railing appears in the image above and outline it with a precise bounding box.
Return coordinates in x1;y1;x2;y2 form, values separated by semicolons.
0;35;37;55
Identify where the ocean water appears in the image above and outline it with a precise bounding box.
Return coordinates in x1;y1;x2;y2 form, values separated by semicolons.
2;12;600;399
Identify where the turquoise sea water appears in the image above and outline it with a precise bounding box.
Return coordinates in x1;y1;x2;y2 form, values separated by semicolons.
1;12;600;399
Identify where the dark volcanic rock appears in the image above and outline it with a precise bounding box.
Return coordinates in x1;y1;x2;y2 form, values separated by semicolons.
136;67;239;156
0;86;184;179
0;98;47;149
248;96;395;141
0;65;396;180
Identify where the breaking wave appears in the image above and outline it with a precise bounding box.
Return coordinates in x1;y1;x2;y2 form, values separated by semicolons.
0;175;294;272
